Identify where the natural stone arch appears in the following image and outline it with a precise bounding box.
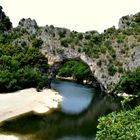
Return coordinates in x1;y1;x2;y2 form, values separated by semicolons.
46;55;104;91
16;18;125;93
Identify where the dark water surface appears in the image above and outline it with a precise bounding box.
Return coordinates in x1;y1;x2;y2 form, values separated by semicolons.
0;80;120;140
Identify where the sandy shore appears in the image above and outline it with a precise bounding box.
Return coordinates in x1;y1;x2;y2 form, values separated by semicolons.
0;134;20;140
0;88;62;123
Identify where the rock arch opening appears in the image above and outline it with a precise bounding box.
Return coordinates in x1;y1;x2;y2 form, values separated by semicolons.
48;58;103;91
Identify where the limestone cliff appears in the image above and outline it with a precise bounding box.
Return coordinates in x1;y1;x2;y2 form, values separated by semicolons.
2;10;140;93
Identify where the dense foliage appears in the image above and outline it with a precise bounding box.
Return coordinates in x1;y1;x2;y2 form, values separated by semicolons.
0;7;49;92
0;43;49;92
57;60;92;82
0;6;12;32
116;66;140;96
96;104;140;140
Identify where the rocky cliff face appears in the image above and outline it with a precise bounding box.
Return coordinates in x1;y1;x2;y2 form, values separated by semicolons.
118;12;140;30
7;12;140;93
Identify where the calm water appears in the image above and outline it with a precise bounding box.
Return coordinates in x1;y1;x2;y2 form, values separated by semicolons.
0;80;120;140
52;80;94;114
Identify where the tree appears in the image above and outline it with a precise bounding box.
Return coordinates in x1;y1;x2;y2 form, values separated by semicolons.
116;66;140;95
0;43;49;92
0;6;12;32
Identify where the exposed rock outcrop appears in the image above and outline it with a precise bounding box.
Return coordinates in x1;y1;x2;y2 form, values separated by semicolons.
3;11;140;93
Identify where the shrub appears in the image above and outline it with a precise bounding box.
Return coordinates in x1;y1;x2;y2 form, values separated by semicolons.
58;28;67;38
32;38;43;48
118;67;124;73
60;39;68;47
85;34;91;40
77;33;83;40
60;38;72;47
96;105;140;140
108;64;117;76
0;43;49;92
116;66;140;95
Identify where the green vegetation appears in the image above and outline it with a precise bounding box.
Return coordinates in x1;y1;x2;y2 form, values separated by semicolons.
108;64;117;76
0;6;12;32
56;12;140;77
0;43;49;92
0;7;49;92
116;66;140;96
57;60;92;82
96;104;140;140
96;66;140;139
60;38;73;47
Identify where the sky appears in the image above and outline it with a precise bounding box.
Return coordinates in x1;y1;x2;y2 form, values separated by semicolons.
0;0;140;33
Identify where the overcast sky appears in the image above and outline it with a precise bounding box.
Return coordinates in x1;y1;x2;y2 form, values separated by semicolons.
1;0;140;33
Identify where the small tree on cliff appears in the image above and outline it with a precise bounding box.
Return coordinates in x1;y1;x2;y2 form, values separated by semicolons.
0;6;12;32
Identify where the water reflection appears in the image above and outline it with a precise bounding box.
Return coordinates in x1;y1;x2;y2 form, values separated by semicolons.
52;80;94;114
0;93;120;140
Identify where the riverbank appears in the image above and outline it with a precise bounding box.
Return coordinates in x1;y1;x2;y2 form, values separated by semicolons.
56;76;92;85
0;88;62;123
56;76;76;81
117;92;138;97
0;134;20;140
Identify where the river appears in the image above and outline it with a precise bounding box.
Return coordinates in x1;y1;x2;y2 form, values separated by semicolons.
0;80;120;140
